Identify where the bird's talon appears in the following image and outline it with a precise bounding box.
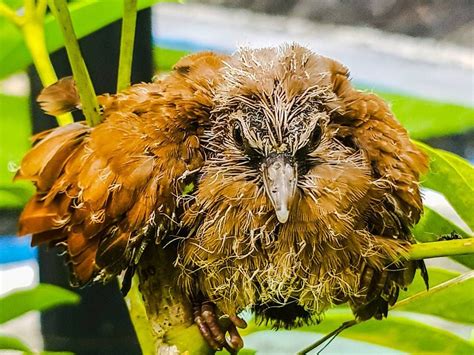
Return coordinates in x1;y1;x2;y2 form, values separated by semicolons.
193;301;244;352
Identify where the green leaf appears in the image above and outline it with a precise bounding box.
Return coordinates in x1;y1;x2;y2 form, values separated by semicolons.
416;142;474;231
182;182;194;196
0;334;32;352
0;284;80;324
306;313;474;354
0;93;33;208
242;312;474;354
399;267;458;300
377;91;474;140
397;272;474;325
0;0;177;80
397;268;474;324
413;207;474;268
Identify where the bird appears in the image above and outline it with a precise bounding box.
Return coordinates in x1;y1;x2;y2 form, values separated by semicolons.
16;44;429;352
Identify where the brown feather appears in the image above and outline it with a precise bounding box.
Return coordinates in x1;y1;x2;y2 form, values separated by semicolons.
37;76;80;116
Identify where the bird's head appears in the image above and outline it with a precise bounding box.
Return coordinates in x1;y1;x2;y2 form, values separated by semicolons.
196;44;365;227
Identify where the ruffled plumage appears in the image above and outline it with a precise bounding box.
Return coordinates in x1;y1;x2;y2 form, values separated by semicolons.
17;45;428;326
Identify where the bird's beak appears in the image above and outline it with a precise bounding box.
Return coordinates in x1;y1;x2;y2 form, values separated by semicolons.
262;154;297;223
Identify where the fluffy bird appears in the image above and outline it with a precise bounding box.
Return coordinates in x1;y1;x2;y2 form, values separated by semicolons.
17;44;429;351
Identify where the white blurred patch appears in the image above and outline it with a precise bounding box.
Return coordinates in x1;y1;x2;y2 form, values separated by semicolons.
0;260;38;296
422;188;472;234
0;260;42;352
0;72;29;96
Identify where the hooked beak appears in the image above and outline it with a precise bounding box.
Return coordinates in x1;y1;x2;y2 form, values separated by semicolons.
262;154;297;223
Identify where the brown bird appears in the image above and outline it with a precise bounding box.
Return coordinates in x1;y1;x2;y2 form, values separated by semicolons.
16;44;429;351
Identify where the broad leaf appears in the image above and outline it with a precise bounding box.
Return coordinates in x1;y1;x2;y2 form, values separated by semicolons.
0;334;32;352
397;273;474;325
0;0;177;80
379;92;474;140
242;312;474;354
416;142;474;231
414;207;474;268
399;267;458;300
0;284;80;324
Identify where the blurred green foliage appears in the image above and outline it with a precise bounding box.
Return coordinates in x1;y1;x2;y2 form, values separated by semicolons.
0;93;33;208
0;0;175;80
0;284;79;354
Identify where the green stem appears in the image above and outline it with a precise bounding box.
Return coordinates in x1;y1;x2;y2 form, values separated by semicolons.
406;237;474;260
125;276;156;354
117;0;138;92
48;0;102;127
297;320;358;355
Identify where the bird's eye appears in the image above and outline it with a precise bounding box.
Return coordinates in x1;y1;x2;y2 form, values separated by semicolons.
295;124;323;163
233;121;244;147
307;125;322;151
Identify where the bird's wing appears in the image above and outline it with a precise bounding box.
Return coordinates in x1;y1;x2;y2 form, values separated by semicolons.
328;59;428;232
16;51;226;286
328;59;429;320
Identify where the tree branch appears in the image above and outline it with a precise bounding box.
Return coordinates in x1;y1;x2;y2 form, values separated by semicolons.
117;0;138;92
125;245;213;354
48;0;102;127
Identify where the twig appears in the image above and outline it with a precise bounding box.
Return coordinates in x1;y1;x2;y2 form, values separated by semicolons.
297;320;358;355
117;0;138;92
405;237;474;260
48;0;102;127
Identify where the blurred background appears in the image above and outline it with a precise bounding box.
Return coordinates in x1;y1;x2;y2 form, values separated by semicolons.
0;1;473;354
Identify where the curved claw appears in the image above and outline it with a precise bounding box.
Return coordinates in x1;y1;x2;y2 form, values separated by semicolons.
193;301;246;353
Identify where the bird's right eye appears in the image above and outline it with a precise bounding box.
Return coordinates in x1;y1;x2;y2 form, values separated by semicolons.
233;121;245;148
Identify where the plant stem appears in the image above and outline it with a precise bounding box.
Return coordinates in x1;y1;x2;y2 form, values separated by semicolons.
405;237;474;260
297;320;358;355
48;0;102;127
125;276;156;354
117;0;138;92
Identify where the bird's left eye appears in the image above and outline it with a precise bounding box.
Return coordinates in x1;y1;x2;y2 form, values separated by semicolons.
233;121;245;148
298;124;322;155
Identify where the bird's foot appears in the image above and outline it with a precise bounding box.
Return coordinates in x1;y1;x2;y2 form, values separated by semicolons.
193;301;247;353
